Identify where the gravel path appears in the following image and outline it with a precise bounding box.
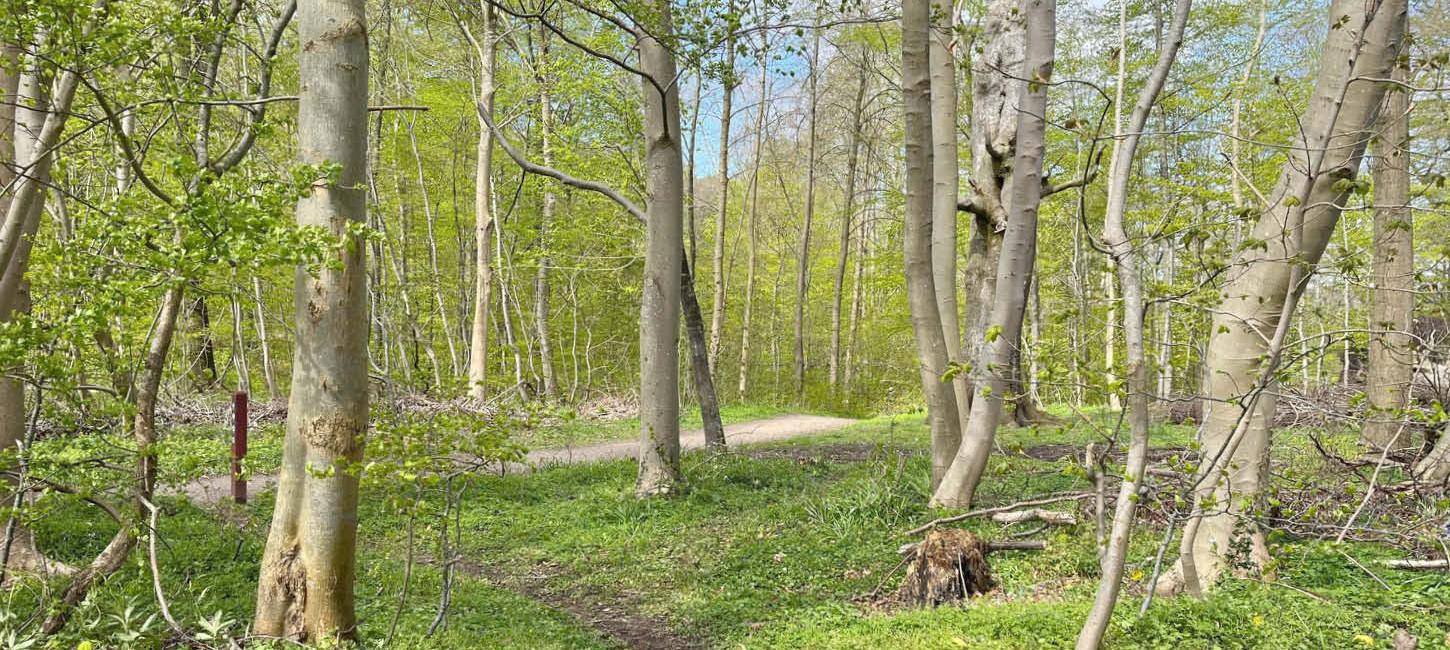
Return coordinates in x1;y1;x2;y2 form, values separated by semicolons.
169;414;858;506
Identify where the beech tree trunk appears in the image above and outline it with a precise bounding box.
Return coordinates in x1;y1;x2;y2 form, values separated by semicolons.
930;0;1054;509
930;0;969;441
903;0;962;489
961;0;1024;419
1163;0;1404;596
0;45;68;579
466;3;496;401
408;118;461;376
1077;1;1191;646
254;0;370;639
634;2;685;497
534;27;559;399
1363;66;1412;451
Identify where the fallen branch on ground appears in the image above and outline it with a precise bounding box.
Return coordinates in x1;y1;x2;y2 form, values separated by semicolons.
991;508;1077;526
897;539;1046;557
1382;559;1449;570
902;492;1092;536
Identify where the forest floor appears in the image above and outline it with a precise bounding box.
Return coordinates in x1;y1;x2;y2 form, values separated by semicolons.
24;409;1450;648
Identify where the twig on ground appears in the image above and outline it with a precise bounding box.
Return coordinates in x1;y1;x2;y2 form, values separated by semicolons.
1338;548;1392;589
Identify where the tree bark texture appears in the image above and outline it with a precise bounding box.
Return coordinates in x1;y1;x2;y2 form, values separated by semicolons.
1163;0;1405;597
254;0;370;639
930;0;1054;509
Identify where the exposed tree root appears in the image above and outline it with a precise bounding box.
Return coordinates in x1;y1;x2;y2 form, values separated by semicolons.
897;529;996;607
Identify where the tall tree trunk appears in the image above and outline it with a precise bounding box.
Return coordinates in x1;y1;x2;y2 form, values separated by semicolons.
737;50;768;399
1363;66;1411;450
830;54;868;391
231;294;253;391
1163;0;1404;596
254;0;370;638
683;254;725;447
498;233;529;399
794;26;821;400
930;0;1054;509
0;48;69;578
466;3;496;401
634;2;685;497
930;0;970;441
961;0;1025;417
1077;1;1191;645
709;10;734;371
903;0;962;489
534;27;559;399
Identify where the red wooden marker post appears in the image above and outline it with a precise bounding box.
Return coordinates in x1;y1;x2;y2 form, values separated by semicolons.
232;391;248;504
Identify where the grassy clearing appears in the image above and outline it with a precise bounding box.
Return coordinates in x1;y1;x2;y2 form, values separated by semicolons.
14;413;1450;648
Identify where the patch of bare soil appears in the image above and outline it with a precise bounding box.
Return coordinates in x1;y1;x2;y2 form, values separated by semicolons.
454;558;701;650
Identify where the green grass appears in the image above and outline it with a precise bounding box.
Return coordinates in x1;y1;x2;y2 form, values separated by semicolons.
12;413;1450;648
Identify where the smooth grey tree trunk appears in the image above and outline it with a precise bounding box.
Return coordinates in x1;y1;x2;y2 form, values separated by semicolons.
961;0;1024;420
253;277;280;399
930;0;969;444
535;27;559;399
1077;1;1191;646
930;0;1054;509
903;0;962;489
254;0;370;639
634;1;685;497
465;3;496;401
0;44;70;579
1163;0;1405;597
1364;66;1412;451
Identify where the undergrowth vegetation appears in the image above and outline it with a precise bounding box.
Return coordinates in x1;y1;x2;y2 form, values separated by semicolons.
6;414;1446;648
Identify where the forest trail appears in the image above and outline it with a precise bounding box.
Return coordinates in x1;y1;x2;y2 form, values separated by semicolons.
524;413;858;466
171;413;858;506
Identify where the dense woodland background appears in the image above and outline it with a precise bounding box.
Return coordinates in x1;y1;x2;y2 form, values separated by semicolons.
0;0;1448;647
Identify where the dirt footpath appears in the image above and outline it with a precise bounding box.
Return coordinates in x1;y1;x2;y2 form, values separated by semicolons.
171;414;859;506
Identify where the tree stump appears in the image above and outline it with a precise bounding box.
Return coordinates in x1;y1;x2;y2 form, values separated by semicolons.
897;528;994;606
